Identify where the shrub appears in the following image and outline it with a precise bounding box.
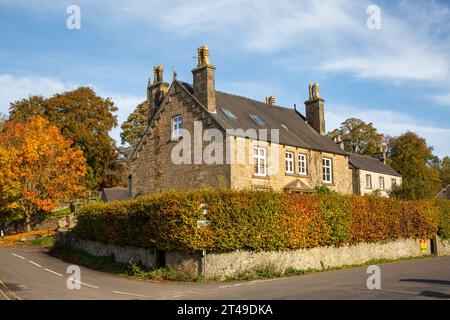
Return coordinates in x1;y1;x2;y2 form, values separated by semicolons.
434;199;450;239
74;189;442;252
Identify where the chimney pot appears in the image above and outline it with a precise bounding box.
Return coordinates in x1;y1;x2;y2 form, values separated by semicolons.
197;45;210;67
265;96;276;105
153;65;164;84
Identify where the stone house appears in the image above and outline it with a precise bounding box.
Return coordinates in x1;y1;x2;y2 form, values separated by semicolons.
129;45;355;197
349;152;402;196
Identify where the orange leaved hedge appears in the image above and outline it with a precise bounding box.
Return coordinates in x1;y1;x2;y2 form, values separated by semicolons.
74;189;447;252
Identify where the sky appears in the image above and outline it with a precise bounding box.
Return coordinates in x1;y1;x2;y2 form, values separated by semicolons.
0;0;449;157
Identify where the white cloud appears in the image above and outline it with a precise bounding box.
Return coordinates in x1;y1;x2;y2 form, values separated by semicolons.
327;104;450;158
321;52;449;82
100;0;450;84
432;93;450;107
104;93;144;144
0;73;143;144
0;74;74;113
6;1;450;85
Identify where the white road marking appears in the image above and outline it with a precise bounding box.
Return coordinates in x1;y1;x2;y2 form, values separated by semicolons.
44;268;63;277
28;260;42;268
249;279;276;284
112;290;149;298
0;279;22;300
72;279;98;289
11;253;26;260
0;287;10;300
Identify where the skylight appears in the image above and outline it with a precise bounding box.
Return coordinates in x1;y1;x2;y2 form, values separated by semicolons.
249;114;265;126
222;108;237;119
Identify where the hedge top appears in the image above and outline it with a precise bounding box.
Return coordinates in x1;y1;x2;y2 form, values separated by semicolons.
75;189;449;252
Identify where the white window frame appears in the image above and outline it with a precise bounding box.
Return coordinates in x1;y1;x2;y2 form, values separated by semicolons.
298;154;308;176
366;174;372;189
322;158;332;183
391;178;397;187
285;152;294;174
253;147;267;176
379;176;385;190
172;115;183;139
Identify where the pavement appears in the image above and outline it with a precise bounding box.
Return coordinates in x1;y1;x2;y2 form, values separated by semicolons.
0;246;449;300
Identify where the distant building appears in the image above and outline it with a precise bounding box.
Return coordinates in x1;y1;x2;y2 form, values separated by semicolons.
349;152;402;197
101;187;130;202
436;185;450;199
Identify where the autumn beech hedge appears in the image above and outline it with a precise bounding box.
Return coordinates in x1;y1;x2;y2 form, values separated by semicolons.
435;198;450;239
74;189;449;252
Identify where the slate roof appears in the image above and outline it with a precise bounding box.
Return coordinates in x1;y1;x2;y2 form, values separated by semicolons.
101;188;129;202
177;81;347;156
348;153;401;177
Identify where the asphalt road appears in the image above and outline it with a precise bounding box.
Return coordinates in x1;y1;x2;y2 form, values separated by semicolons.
0;247;449;300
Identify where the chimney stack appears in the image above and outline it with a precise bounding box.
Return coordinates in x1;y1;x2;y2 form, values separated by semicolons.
335;134;345;150
305;83;325;135
374;145;387;164
147;65;169;121
265;96;276;105
192;45;216;113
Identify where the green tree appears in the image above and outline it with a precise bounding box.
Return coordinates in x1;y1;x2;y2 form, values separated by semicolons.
120;100;149;149
387;131;442;199
328;118;384;155
8;95;46;122
440;156;450;186
103;144;129;188
8;88;118;190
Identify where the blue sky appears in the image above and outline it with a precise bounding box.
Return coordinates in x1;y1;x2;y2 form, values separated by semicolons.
1;0;449;157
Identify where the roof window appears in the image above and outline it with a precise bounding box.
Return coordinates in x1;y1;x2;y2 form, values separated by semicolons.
249;114;265;126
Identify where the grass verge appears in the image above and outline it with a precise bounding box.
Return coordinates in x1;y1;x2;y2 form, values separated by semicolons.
29;235;55;248
49;245;206;282
0;230;56;247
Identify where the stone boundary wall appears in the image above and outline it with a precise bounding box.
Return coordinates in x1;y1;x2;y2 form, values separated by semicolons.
201;239;429;278
56;232;157;268
56;232;449;279
436;236;450;256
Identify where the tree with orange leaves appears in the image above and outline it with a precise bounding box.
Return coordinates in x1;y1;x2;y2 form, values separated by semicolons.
0;116;87;231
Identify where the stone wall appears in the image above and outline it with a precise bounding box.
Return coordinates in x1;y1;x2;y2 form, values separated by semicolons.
201;238;431;278
56;232;157;268
436;236;450;256
57;232;449;279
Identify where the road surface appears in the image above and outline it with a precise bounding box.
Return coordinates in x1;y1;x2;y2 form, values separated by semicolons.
0;247;449;300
